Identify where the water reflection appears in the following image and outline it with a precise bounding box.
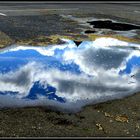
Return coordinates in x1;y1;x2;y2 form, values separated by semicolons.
0;38;140;112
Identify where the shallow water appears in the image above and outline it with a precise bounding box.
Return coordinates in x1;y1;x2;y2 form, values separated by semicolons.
0;38;140;112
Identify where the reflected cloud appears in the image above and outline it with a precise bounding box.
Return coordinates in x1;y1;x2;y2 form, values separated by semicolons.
0;37;140;112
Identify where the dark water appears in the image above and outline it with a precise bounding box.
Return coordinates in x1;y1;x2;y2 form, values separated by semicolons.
0;38;140;112
87;20;140;31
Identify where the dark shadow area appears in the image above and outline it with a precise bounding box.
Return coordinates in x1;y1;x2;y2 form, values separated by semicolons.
84;30;96;34
87;20;140;31
74;41;82;47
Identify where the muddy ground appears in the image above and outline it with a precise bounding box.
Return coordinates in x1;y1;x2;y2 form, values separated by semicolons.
0;2;140;137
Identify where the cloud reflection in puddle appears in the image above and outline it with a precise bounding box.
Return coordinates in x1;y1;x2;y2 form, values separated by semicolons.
0;37;140;112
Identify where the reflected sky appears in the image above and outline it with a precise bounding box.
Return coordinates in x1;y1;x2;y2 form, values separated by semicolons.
0;37;140;112
119;56;140;74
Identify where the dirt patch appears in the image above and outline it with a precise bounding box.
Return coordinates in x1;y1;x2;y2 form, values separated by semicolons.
0;31;14;48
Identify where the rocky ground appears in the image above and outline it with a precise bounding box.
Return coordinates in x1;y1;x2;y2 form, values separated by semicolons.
0;92;140;137
0;2;140;137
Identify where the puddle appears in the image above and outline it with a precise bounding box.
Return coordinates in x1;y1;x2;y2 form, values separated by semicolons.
60;14;139;38
86;20;140;31
0;38;140;112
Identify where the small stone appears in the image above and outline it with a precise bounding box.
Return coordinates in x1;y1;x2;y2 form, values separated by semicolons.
126;131;130;134
96;123;103;131
104;112;113;118
109;119;113;123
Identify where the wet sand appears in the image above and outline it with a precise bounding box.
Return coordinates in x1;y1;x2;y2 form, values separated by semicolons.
0;2;140;137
